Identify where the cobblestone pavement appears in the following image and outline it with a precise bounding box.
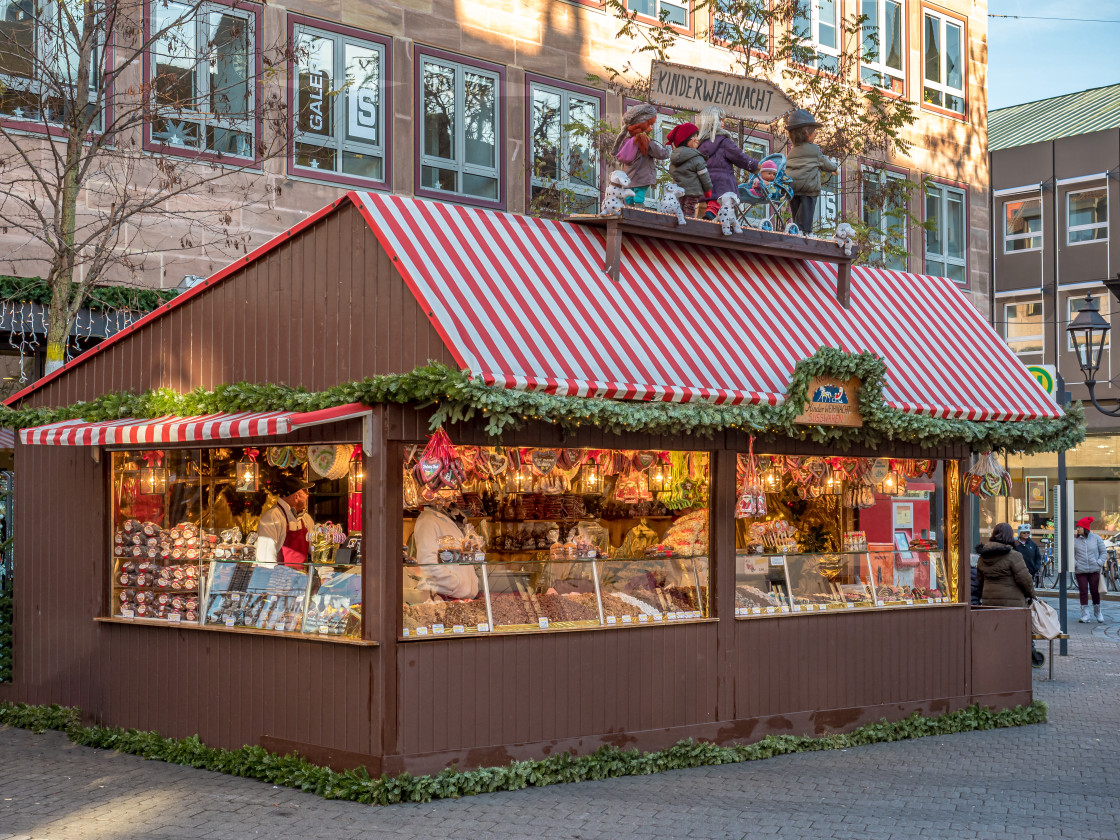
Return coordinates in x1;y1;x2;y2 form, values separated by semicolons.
3;599;1119;840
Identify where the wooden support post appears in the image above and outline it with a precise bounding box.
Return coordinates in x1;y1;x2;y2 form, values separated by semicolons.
837;261;852;309
604;220;622;282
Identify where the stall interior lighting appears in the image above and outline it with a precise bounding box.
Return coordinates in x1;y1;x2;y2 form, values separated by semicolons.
235;456;259;493
349;458;365;493
761;468;782;492
878;470;900;495
583;464;599;490
139;467;169;495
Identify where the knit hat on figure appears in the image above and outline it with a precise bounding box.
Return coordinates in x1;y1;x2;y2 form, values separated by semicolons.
665;122;699;147
758;159;778;175
1077;516;1095;530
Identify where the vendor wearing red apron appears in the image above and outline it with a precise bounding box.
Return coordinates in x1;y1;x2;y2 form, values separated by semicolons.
256;473;316;569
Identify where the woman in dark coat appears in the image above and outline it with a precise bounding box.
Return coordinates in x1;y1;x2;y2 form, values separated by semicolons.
976;522;1035;607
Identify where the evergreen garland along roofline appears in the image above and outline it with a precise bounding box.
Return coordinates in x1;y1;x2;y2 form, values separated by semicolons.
0;276;177;313
0;349;1085;454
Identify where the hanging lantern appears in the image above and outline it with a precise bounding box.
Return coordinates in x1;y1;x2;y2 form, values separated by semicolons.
878;470;900;496
648;464;666;491
138;451;168;495
235;449;260;493
824;468;842;496
582;463;599;491
516;465;531;491
349;454;365;494
761;467;782;493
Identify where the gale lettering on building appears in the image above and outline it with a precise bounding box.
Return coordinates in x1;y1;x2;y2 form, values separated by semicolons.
302;70;378;141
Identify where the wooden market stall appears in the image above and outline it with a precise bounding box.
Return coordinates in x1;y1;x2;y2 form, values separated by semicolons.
0;193;1070;776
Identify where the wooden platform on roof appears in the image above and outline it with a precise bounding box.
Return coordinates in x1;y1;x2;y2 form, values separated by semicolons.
566;206;856;308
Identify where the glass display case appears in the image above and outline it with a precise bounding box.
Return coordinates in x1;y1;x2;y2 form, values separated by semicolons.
110;447;363;639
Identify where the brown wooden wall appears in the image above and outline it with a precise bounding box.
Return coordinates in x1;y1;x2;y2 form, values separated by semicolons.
16;201;455;409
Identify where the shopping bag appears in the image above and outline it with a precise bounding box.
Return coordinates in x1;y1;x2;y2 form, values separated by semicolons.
615;136;639;164
1030;598;1061;640
1099;573;1108;596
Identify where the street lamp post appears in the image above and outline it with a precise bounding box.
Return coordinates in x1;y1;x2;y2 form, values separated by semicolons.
1066;293;1119;415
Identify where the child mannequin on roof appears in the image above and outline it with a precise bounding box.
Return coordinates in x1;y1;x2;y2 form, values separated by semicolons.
696;105;759;220
611;103;671;206
665;121;713;219
784;108;838;234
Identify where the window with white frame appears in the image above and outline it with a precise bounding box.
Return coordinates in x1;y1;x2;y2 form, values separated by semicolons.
861;0;904;94
793;0;840;73
1003;300;1043;356
1067;187;1108;244
1003;197;1042;252
1068;293;1110;351
862;167;907;270
628;0;688;27
0;0;101;127
925;182;966;283
419;53;501;202
150;1;256;158
922;9;965;115
292;24;387;184
713;0;768;52
529;82;600;214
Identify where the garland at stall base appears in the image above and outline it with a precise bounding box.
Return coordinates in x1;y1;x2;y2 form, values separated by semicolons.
0;700;1046;805
0;574;11;683
0;349;1085;454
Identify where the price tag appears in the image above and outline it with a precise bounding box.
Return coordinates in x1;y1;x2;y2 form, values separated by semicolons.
780;606;790;613
653;613;664;622
453;625;465;634
765;606;776;614
638;614;649;623
875;600;885;607
751;607;761;615
477;623;490;633
417;626;429;636
734;607;743;616
768;556;785;566
792;605;802;613
538;617;549;629
621;615;632;624
120;608;134;619
606;615;617;625
432;624;445;635
926;597;934;604
318;626;330;634
402;628;410;637
231;593;241;602
845;603;855;610
224;616;235;627
904;599;914;606
168;612;181;624
939;597;946;603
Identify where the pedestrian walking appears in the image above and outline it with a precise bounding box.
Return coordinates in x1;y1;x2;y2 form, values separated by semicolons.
1015;524;1042;580
976;522;1035;607
1073;516;1107;623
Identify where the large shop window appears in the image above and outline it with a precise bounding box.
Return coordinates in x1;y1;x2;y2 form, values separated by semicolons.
418;51;501;203
529;80;601;214
149;0;256;158
734;453;953;615
0;0;101;128
1004;196;1042;252
922;8;965;115
925;181;966;284
861;0;904;94
792;0;840;73
1003;299;1043;356
862;167;907;270
292;22;388;186
628;0;688;27
110;446;363;639
401;446;710;638
1067;187;1108;245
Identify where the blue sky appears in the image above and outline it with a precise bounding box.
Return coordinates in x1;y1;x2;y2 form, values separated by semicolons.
987;0;1120;109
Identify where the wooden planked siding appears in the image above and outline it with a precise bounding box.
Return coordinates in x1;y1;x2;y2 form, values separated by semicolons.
733;607;968;720
17;203;456;410
395;623;719;756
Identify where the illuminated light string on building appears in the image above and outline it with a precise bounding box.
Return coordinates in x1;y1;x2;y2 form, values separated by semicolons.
989;14;1120;23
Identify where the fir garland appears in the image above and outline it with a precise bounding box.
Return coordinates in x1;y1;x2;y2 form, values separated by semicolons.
0;349;1084;454
0;700;1047;805
0;276;177;313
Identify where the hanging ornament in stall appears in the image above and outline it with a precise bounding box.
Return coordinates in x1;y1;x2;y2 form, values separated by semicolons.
235;449;260;493
138;451;168;495
965;452;1012;498
412;427;465;495
735;438;767;518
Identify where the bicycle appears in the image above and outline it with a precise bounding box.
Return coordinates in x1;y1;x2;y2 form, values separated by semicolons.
1105;547;1120;592
1038;537;1058;589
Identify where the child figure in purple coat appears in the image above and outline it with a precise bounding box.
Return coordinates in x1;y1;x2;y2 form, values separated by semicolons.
696;105;759;220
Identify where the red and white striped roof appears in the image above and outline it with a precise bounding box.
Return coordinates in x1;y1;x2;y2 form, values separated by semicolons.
355;193;1059;421
20;404;370;446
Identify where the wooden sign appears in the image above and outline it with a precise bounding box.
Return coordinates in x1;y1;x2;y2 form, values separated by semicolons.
650;60;796;123
794;376;863;427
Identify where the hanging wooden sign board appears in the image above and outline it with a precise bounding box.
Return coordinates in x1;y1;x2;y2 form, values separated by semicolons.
649;60;796;123
794;376;863;427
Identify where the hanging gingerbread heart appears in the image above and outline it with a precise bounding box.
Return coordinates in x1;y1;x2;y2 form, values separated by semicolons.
565;448;585;469
488;448;510;475
532;449;559;475
416;455;443;486
633;450;657;471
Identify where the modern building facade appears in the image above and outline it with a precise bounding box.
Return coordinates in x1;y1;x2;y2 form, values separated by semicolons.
0;0;990;308
987;83;1120;532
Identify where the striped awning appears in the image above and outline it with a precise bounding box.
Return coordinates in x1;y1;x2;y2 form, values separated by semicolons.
20;403;370;446
0;428;14;448
354;193;1060;422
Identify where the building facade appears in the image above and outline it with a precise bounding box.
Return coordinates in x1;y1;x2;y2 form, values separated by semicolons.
0;0;990;308
987;83;1120;533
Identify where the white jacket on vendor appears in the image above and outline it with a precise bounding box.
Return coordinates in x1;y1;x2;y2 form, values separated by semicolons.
1073;532;1107;574
411;507;480;600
